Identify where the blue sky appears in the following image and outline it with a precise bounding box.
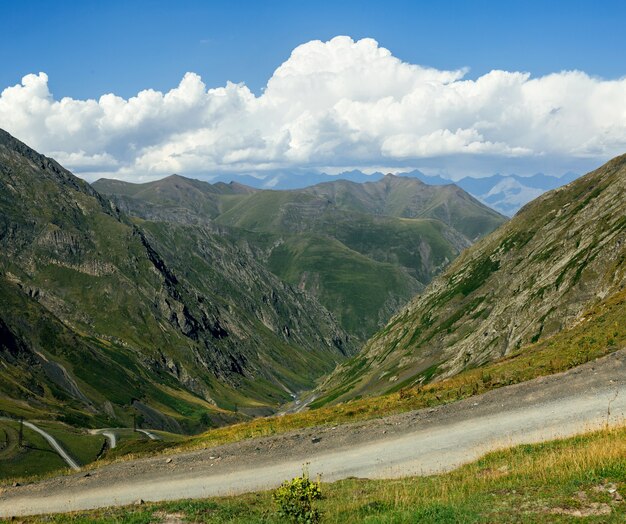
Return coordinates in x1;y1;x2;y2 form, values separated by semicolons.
1;1;625;182
2;0;624;99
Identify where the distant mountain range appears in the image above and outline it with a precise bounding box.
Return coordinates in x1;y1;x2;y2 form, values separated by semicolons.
207;169;581;216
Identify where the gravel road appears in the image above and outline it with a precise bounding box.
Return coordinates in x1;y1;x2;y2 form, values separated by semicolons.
1;349;624;518
137;429;159;440
0;418;80;471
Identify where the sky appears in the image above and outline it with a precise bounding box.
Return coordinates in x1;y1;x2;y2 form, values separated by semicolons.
1;0;625;182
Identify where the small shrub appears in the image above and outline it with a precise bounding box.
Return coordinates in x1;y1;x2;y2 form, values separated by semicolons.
273;466;322;523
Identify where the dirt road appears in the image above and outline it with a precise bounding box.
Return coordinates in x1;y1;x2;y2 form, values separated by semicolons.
0;418;79;471
1;349;624;518
90;429;118;449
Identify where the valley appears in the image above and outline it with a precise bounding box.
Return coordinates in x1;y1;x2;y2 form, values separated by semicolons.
93;172;504;339
0;129;504;460
0;129;355;432
315;154;626;405
0;129;624;521
2;5;625;520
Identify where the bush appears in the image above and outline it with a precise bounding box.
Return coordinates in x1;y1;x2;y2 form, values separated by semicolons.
273;466;322;523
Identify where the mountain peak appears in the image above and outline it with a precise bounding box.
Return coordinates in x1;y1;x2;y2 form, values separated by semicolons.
0;128;30;149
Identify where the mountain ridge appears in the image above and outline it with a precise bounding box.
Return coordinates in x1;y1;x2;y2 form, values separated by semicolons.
150;168;580;216
94;172;506;339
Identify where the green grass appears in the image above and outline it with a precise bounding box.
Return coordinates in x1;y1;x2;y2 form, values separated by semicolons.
14;424;626;523
0;424;188;484
0;420;68;481
0;419;111;482
35;422;105;465
101;429;187;460
211;186;493;340
268;234;419;338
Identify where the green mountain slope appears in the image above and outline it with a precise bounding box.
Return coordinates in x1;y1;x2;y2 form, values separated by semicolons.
212;175;505;241
93;175;254;225
0;129;352;430
315;154;626;404
298;174;506;240
96;175;503;339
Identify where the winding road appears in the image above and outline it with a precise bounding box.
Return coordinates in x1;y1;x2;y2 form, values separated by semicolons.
90;429;118;449
1;349;625;518
0;418;79;471
137;429;159;440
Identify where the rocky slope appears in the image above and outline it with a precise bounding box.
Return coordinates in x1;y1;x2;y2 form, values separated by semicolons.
315;154;626;404
0;129;353;430
95;175;505;339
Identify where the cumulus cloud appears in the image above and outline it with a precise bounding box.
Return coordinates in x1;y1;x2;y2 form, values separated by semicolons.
1;36;625;181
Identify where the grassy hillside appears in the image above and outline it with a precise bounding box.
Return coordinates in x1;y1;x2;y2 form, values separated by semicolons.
218;205;472;338
2;282;622;482
315;155;626;402
0;277;241;431
300;174;506;240
43;284;621;460
267;234;421;336
98;174;499;338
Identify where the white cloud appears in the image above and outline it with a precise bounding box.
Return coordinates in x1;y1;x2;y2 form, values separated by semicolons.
48;150;119;171
1;36;625;181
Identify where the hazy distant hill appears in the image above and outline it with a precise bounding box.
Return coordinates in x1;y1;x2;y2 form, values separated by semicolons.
453;172;581;216
315;155;625;404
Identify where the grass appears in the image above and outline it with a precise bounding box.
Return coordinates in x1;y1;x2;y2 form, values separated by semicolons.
12;424;626;523
34;421;105;465
214;188;486;339
0;421;186;485
268;233;419;338
103;429;186;460
0;420;68;481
